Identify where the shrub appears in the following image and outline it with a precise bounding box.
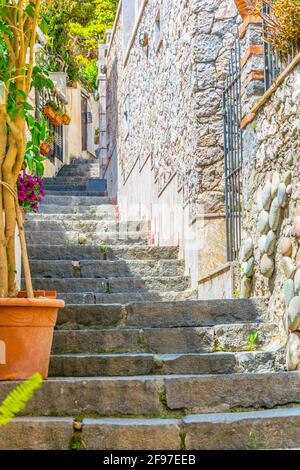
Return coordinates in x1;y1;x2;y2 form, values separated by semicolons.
250;0;300;54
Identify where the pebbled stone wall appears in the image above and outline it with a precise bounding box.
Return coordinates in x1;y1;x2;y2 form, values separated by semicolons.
241;63;300;362
106;0;240;214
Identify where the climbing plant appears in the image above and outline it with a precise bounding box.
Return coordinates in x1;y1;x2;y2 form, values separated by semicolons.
41;0;119;89
0;0;53;298
250;0;300;53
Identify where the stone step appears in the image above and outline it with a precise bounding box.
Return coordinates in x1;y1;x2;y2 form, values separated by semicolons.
2;408;300;450
182;408;300;450
39;205;116;215
55;291;205;304
49;352;279;377
0;418;74;450
30;260;184;279
57;168;99;177
44;190;107;196
81;417;181;450
29;276;191;293
27;231;148;245
42;195;112;206
52;324;276;355
44;177;89;185
27;211;116;221
27;244;179;261
44;185;87;193
26;219;148;233
0;372;299;417
57;300;265;329
82;408;300;450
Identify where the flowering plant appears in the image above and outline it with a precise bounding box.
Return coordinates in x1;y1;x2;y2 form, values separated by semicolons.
17;174;45;213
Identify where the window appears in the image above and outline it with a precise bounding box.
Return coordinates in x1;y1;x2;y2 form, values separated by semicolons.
124;94;130;140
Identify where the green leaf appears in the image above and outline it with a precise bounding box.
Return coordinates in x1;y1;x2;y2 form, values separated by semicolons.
40;16;49;34
36;161;45;177
15;89;27;101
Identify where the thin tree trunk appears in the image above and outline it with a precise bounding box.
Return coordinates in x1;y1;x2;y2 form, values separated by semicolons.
3;136;18;297
0;116;8;297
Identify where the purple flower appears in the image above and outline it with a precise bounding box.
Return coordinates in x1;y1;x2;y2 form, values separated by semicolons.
17;190;26;202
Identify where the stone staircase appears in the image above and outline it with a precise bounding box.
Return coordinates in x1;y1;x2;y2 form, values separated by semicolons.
1;159;300;450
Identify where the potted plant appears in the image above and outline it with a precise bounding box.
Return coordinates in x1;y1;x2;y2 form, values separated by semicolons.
62;112;71;126
95;127;100;145
42;100;57;121
51;107;64;127
0;1;64;381
40;134;55;156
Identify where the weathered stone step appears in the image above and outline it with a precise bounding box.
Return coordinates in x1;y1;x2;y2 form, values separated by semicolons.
182;408;300;450
27;244;179;261
57;300;265;329
57;168;99;177
0;418;74;450
52;327;215;354
30;259;183;279
44;185;87;193
42;195;112;206
0;373;299;417
44;190;107;196
39;205;116;215
2;408;300;450
26;219;147;233
30;276;191;293
28;211;116;221
55;290;207;304
49;352;278;377
27;231;148;245
52;324;276;355
81;417;181;450
44;177;89;184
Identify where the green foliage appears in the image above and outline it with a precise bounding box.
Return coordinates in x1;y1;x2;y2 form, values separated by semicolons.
100;245;109;256
244;332;259;351
25;113;47;177
0;373;43;428
249;431;258;450
250;0;300;54
0;4;54;177
233;289;241;299
41;0;119;89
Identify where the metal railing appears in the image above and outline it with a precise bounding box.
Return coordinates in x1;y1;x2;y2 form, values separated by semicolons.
223;41;243;262
35;87;67;163
263;1;300;91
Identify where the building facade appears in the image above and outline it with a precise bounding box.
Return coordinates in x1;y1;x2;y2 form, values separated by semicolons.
100;0;241;290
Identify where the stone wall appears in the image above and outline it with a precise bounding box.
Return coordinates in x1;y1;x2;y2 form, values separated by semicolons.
104;0;241;289
106;0;240;212
241;63;300;363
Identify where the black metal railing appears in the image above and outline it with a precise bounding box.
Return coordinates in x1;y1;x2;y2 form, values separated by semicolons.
263;1;300;91
223;41;243;262
35;87;67;163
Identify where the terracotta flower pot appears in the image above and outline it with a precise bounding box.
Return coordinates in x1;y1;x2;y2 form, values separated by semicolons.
42;106;56;121
0;295;64;380
40;142;50;156
61;114;71;125
234;0;251;18
51;114;63;127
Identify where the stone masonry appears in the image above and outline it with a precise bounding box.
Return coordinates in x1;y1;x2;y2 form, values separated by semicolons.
105;0;241;213
1;159;300;450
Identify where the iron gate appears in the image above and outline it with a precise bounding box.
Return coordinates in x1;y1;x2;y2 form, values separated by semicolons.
223;42;243;262
35;88;65;163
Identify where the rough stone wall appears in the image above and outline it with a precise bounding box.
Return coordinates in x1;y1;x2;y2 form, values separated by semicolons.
106;0;240;214
241;64;300;350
